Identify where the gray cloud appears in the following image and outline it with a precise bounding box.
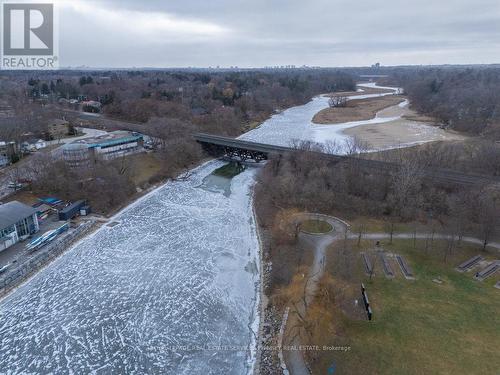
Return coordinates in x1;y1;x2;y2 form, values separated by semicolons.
57;0;500;67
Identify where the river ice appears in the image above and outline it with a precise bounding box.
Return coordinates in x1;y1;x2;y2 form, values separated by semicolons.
240;82;398;152
0;161;260;374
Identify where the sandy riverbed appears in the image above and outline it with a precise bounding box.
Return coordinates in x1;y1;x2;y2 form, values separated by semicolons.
312;95;406;125
343;100;465;149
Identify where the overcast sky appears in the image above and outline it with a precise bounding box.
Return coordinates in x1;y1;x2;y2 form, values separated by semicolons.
55;0;500;68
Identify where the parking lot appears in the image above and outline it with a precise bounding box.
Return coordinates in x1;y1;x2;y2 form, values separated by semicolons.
0;214;68;270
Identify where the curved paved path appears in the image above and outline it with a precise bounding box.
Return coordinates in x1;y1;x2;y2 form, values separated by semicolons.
348;233;500;250
282;214;499;375
283;213;348;375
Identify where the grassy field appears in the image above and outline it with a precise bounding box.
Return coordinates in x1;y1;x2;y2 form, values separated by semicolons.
300;219;333;234
313;239;500;375
127;153;164;186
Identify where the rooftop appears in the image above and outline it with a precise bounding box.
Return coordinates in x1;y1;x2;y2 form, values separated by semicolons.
68;131;143;149
0;201;37;230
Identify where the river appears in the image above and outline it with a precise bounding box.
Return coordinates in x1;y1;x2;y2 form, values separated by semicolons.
241;82;398;149
0;84;399;374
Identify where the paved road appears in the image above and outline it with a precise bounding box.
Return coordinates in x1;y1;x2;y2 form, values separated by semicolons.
45;127;107;147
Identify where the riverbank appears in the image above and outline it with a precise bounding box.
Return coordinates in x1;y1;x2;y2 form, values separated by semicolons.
307;82;467;151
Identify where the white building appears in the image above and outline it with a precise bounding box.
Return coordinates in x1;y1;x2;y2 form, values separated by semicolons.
62;131;144;167
0;201;39;251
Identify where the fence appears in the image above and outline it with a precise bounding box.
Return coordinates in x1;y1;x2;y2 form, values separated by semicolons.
0;220;96;298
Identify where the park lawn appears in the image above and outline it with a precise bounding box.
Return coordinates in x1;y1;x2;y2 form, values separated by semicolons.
314;239;500;375
301;219;333;234
127;153;164;186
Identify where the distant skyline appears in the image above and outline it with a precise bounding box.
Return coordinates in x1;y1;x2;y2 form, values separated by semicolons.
55;0;500;68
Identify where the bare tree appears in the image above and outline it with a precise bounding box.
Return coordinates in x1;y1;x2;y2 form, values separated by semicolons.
356;223;366;247
328;95;347;108
475;191;500;251
384;218;396;244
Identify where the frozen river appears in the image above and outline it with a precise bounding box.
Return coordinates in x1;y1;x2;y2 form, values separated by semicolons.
241;82;399;150
0;161;261;374
0;83;400;374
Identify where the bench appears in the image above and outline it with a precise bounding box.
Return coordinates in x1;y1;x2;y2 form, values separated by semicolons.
379;253;394;278
361;252;374;275
396;255;414;279
474;261;499;281
456;255;483;272
360;283;373;321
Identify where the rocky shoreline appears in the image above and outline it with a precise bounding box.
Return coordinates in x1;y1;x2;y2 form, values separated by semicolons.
252;218;285;375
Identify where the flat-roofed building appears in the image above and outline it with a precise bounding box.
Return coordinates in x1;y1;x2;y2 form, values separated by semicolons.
0;201;39;251
62;131;144;167
87;131;144;160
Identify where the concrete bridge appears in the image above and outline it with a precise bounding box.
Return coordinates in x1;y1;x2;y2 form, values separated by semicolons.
194;133;500;187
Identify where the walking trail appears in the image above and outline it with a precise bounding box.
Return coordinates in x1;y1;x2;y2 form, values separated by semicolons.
282;214;500;375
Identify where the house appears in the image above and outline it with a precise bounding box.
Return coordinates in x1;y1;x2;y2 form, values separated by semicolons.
0;201;39;251
21;139;47;152
0;141;17;167
47;119;70;139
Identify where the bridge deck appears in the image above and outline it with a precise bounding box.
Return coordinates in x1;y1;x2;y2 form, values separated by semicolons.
194;133;292;154
194;133;500;186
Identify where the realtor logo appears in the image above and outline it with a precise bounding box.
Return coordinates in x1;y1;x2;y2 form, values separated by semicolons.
1;1;58;69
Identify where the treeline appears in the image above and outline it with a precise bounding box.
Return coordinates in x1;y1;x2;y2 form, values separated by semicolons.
1;68;355;144
21;69;354;126
87;70;354;134
255;144;500;286
27;156;136;213
370;139;500;176
392;67;500;138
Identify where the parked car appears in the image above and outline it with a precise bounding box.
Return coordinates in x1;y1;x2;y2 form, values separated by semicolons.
7;182;23;190
0;263;11;274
